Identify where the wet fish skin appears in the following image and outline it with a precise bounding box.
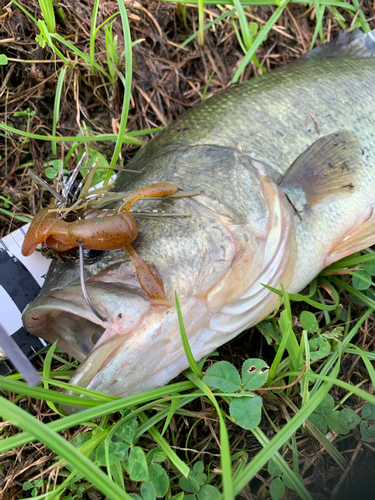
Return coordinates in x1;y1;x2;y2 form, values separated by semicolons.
22;30;375;401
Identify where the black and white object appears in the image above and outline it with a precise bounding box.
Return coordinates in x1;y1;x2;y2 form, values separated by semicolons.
0;225;51;383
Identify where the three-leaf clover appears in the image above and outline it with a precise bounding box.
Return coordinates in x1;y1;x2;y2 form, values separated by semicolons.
23;478;44;497
96;417;138;466
124;445;170;499
178;462;220;499
203;359;269;430
309;395;375;440
267;459;304;500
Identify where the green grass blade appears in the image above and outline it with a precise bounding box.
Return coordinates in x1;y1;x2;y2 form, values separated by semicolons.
187;371;234;499
280;285;304;370
135;395;199;435
268;313;292;382
0;396;131;500
38;0;56;33
105;23;118;82
232;19;247;53
264;281;339;310
350;0;371;31
232;0;252;50
348;345;375;387
134;395;200;440
50;33;109;78
252;427;313;500
0;376;109;406
232;0;289;82
42;342;60;414
163;0;357;9
52;65;67;156
10;0;37;24
175;292;204;378
37;20;70;65
162;396;181;435
344;348;375;360
306;372;375;405
181;9;235;48
323;251;375;271
138;411;190;477
107;0;133;181
309;2;325;49
0;123;149;145
331;277;375;309
345;270;374;287
311;307;373;395
90;0;100;63
202;70;216;100
281;392;346;468
198;0;204;45
0;381;195;453
0;207;32;223
227;354;341;497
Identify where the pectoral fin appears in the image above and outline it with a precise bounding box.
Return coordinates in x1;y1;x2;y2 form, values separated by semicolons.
326;206;375;266
280;130;363;212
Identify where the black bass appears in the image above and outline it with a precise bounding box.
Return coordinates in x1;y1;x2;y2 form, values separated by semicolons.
23;30;375;399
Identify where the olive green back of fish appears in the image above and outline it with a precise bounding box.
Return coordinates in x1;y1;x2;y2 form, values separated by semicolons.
117;56;375;191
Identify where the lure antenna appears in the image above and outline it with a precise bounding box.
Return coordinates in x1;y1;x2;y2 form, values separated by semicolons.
29;170;65;204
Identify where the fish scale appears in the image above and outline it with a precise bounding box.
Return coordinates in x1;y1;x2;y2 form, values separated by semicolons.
21;30;375;404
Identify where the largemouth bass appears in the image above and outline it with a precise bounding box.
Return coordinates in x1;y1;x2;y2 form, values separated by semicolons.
23;30;375;400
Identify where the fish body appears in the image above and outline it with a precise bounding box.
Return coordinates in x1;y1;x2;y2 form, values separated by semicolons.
23;31;375;399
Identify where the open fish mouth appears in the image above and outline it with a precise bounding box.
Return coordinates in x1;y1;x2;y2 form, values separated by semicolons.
22;277;210;399
23;280;152;374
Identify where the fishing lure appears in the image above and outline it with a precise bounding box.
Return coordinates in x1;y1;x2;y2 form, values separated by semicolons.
22;181;179;301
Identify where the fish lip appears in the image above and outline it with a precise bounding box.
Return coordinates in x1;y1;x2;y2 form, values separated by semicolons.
22;281;151;361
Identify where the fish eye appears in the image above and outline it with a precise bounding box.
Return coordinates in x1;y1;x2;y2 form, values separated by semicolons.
68;180;81;202
61;172;81;203
63;212;79;223
83;249;107;263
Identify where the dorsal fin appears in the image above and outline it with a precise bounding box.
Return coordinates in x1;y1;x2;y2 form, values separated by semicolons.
280;131;363;212
300;29;375;59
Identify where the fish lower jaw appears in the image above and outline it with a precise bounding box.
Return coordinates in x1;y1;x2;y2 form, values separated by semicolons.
22;281;152;361
65;297;211;397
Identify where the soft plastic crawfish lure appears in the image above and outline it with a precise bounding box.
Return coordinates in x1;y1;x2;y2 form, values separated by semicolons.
22;180;179;301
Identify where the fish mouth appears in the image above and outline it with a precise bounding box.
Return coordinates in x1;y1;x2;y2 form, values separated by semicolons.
23;275;210;410
22;281;151;364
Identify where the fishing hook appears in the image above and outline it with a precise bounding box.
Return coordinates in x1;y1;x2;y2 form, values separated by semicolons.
78;239;108;323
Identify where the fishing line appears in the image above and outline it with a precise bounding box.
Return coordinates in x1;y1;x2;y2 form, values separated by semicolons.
78;240;108;323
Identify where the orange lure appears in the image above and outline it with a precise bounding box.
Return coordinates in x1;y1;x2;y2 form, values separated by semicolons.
22;182;178;300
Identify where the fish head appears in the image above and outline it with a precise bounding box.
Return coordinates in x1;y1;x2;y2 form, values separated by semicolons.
22;218;238;400
22;145;294;407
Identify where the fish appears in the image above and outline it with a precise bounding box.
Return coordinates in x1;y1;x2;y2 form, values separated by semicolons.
22;29;375;402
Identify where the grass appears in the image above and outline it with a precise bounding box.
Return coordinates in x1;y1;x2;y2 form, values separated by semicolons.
0;0;375;498
1;273;375;498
